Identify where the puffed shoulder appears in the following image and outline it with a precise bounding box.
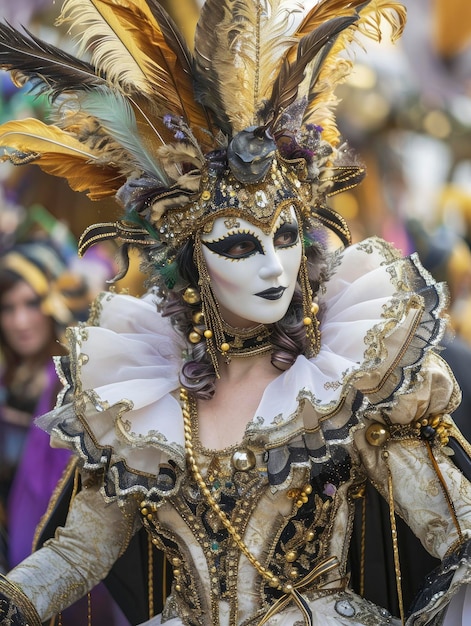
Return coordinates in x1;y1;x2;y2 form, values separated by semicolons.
250;236;453;427
317;236;451;408
37;290;189;502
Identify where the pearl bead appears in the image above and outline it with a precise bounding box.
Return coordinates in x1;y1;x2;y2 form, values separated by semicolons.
220;342;230;352
311;302;319;315
303;316;312;326
189;331;202;344
204;329;213;339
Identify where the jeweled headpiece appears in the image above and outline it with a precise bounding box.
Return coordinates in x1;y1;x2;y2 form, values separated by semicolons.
0;0;405;289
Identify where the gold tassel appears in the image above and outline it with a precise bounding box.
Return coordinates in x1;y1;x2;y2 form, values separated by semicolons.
297;248;321;359
424;440;463;542
147;533;155;619
194;236;228;377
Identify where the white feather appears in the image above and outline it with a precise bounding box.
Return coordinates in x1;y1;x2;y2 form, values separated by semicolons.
78;88;169;184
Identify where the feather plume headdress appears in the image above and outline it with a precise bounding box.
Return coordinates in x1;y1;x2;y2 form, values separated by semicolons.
0;0;406;286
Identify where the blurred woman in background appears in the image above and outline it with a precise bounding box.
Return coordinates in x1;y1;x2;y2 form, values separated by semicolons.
0;240;86;571
0;239;128;625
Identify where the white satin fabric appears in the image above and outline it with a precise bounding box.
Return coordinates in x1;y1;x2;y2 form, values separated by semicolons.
443;583;471;625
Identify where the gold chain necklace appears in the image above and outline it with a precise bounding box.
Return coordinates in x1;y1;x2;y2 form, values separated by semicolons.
180;387;282;590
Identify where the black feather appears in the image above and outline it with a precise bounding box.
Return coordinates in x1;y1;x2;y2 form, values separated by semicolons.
192;0;233;136
264;15;358;128
0;21;105;101
144;0;194;77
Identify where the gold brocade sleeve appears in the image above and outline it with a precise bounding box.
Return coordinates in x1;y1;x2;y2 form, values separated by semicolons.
354;351;471;560
5;481;139;622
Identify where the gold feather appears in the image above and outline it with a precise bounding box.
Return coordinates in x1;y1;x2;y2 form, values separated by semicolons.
297;0;407;145
0;118;124;199
356;0;407;43
288;0;368;46
58;0;212;148
194;0;304;134
55;109;140;178
58;0;160;95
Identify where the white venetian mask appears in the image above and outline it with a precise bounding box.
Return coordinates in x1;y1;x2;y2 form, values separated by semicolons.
200;207;302;327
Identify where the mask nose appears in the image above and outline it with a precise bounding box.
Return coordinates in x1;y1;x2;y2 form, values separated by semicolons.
258;247;283;280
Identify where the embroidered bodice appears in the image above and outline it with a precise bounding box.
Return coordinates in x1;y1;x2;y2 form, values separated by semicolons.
142;401;358;625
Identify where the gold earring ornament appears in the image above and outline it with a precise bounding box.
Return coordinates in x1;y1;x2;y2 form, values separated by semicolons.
193;237;227;376
298;251;321;358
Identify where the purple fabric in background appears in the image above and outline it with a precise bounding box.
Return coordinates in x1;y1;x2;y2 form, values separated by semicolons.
7;359;70;567
6;361;131;625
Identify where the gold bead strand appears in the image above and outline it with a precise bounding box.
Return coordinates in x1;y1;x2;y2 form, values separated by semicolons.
179;388;281;590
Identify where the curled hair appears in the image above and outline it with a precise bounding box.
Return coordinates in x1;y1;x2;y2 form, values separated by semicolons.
161;241;216;399
161;227;330;399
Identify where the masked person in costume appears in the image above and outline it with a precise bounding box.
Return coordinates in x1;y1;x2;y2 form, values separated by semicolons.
0;1;471;625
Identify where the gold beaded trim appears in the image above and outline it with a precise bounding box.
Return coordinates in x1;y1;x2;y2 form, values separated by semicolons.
181;388;278;587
